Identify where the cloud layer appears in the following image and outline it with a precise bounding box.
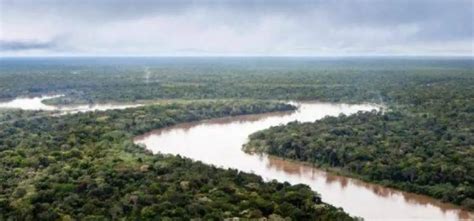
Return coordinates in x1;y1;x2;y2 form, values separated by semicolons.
1;0;473;56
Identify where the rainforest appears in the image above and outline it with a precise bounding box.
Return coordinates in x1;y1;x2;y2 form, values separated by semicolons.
0;57;473;220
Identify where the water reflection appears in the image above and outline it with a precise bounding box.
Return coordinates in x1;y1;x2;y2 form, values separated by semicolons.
0;95;63;111
0;95;143;113
265;155;472;220
134;102;473;221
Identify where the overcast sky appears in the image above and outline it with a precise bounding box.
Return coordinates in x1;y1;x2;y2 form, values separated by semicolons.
0;0;473;56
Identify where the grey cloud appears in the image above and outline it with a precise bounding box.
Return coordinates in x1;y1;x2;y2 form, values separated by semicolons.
0;40;57;51
1;0;193;22
1;0;472;55
3;0;471;23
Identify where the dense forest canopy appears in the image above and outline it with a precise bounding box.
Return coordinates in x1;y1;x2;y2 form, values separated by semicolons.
241;58;474;209
0;57;473;219
0;100;355;220
1;57;472;104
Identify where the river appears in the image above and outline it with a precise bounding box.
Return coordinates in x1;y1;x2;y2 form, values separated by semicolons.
134;102;473;221
0;95;142;113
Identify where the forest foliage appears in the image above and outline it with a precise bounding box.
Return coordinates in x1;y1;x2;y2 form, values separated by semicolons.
0;100;354;220
1;57;471;104
0;57;473;218
244;59;474;209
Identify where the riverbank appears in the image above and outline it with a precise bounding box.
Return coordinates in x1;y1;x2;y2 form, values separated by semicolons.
134;102;472;220
244;109;474;212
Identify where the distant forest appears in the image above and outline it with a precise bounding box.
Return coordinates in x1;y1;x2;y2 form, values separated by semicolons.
1;57;471;104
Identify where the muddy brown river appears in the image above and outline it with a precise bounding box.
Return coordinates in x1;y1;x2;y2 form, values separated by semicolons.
134;102;473;221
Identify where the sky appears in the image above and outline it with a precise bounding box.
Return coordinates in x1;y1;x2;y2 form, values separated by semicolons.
0;0;473;57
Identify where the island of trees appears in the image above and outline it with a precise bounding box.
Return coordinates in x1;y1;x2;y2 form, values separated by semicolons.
244;59;474;210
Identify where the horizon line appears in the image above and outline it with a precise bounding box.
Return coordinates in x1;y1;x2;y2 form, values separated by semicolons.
1;54;473;59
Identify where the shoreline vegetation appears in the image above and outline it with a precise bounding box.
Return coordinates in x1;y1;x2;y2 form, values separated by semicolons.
244;106;473;210
232;59;474;211
0;101;356;220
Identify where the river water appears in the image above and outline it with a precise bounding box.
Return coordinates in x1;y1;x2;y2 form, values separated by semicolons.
134;102;473;221
0;95;142;113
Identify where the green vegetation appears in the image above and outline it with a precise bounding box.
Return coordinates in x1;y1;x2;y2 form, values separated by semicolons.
1;57;471;105
0;100;354;220
1;57;473;217
245;60;474;210
0;109;51;124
